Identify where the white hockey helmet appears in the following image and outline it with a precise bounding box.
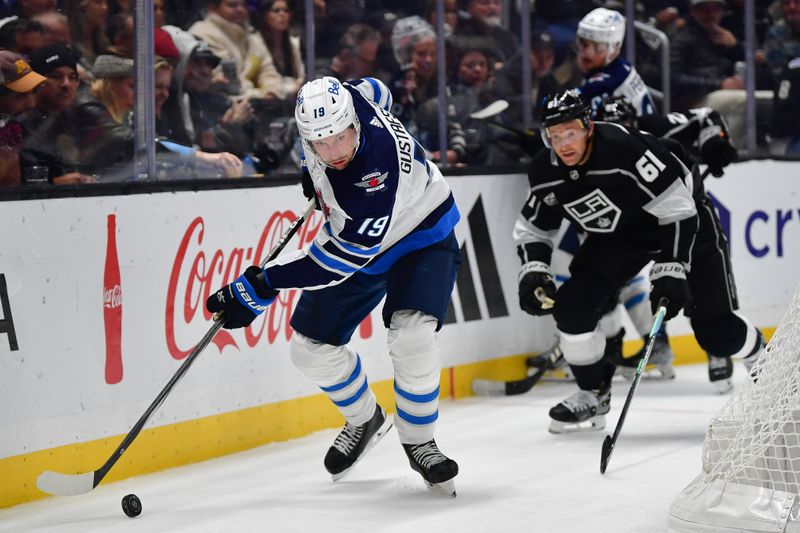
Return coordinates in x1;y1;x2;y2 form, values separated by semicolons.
576;8;625;62
295;76;360;141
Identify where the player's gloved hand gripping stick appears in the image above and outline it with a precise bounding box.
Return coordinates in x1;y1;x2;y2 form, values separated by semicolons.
600;297;668;475
36;199;316;497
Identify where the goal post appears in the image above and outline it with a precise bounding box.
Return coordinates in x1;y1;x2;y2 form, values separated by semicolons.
669;284;800;533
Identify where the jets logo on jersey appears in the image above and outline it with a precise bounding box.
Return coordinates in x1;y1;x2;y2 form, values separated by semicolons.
369;117;384;128
355;171;388;193
563;189;621;233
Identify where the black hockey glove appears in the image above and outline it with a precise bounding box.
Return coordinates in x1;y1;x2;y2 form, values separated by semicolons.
206;266;278;329
649;262;692;320
518;262;557;316
699;126;737;177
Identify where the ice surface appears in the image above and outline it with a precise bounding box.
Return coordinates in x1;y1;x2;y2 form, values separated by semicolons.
0;364;742;533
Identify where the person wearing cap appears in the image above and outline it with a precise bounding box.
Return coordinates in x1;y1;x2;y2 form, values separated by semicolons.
21;44;96;185
763;0;800;81
161;25;254;156
0;51;45;187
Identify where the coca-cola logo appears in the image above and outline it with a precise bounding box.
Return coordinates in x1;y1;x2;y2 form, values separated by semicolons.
103;285;122;308
165;208;374;360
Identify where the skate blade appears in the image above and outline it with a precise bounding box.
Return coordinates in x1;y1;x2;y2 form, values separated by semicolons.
620;364;675;381
548;414;606;434
712;378;733;394
424;479;456;498
330;417;394;482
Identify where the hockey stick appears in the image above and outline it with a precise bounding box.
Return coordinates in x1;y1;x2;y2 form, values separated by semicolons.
472;345;563;396
600;297;668;475
36;199;316;497
469;99;509;120
472;288;557;396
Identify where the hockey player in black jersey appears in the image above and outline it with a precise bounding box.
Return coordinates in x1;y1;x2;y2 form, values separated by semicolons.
595;95;741;391
515;89;763;433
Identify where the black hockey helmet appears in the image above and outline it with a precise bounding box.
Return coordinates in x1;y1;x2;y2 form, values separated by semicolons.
595;95;636;128
540;89;591;130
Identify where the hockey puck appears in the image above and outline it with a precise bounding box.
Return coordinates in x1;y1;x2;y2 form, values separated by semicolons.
121;494;142;517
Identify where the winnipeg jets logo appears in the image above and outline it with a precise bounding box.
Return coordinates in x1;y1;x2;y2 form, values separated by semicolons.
369;117;384;128
355;171;388;193
543;192;558;206
563;189;621;233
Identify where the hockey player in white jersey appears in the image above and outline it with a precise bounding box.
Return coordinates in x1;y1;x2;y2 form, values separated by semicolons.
207;76;461;495
576;7;656;117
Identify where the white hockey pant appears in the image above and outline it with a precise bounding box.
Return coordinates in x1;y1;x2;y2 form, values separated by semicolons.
388;310;441;445
290;333;377;426
559;329;606;367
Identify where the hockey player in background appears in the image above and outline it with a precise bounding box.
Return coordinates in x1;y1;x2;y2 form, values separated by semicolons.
574;7;656;117
515;89;763;433
206;76;461;495
594;95;740;391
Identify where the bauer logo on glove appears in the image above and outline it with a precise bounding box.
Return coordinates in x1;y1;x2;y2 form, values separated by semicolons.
206;266;279;329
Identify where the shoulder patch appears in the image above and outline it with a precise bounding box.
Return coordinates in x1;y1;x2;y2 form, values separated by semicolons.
355;171;389;193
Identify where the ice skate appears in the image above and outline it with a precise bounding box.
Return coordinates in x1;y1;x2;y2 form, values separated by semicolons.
324;406;393;481
402;440;458;497
708;355;733;394
527;346;573;382
548;386;611;434
619;335;676;381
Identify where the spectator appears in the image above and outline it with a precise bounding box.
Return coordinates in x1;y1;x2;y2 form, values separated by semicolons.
389;15;466;165
528;0;595;62
319;23;381;81
256;0;305;99
64;0;110;68
424;0;459;36
189;0;284;100
0;17;45;56
161;25;254;155
152;56;244;177
0;0;57;20
32;12;71;46
764;0;800;81
455;0;519;67
22;44;95;184
106;13;133;56
153;0;166;26
494;30;555;128
770;56;800;155
670;0;744;110
0;51;46;187
72;54;135;177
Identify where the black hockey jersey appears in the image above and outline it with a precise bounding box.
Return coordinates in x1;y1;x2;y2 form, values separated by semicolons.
515;122;699;268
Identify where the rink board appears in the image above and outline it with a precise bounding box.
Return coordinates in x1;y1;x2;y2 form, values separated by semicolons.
0;163;797;507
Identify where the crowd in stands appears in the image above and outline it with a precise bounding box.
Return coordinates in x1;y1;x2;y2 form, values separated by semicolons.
2;0;800;187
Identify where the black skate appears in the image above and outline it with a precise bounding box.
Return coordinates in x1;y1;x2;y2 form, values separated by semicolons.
527;345;573;382
324;406;393;481
708;355;733;394
549;386;611;434
402;440;458;497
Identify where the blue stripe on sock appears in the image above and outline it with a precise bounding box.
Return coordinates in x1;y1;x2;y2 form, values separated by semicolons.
624;292;647;309
331;379;369;407
394;382;439;403
395;407;438;425
320;356;362;393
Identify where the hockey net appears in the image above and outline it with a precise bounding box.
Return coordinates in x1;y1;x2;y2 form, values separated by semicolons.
670;284;800;533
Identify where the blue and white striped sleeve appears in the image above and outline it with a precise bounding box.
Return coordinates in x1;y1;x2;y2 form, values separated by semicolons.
348;77;393;112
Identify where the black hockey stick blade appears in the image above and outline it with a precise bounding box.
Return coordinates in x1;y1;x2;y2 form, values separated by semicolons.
37;200;316;497
600;298;668;475
600;435;614;474
472;346;563;396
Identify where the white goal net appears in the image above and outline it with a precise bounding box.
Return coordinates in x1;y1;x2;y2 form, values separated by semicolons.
669;285;800;533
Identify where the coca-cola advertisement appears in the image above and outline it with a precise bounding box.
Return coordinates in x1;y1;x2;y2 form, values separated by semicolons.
103;213;123;384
